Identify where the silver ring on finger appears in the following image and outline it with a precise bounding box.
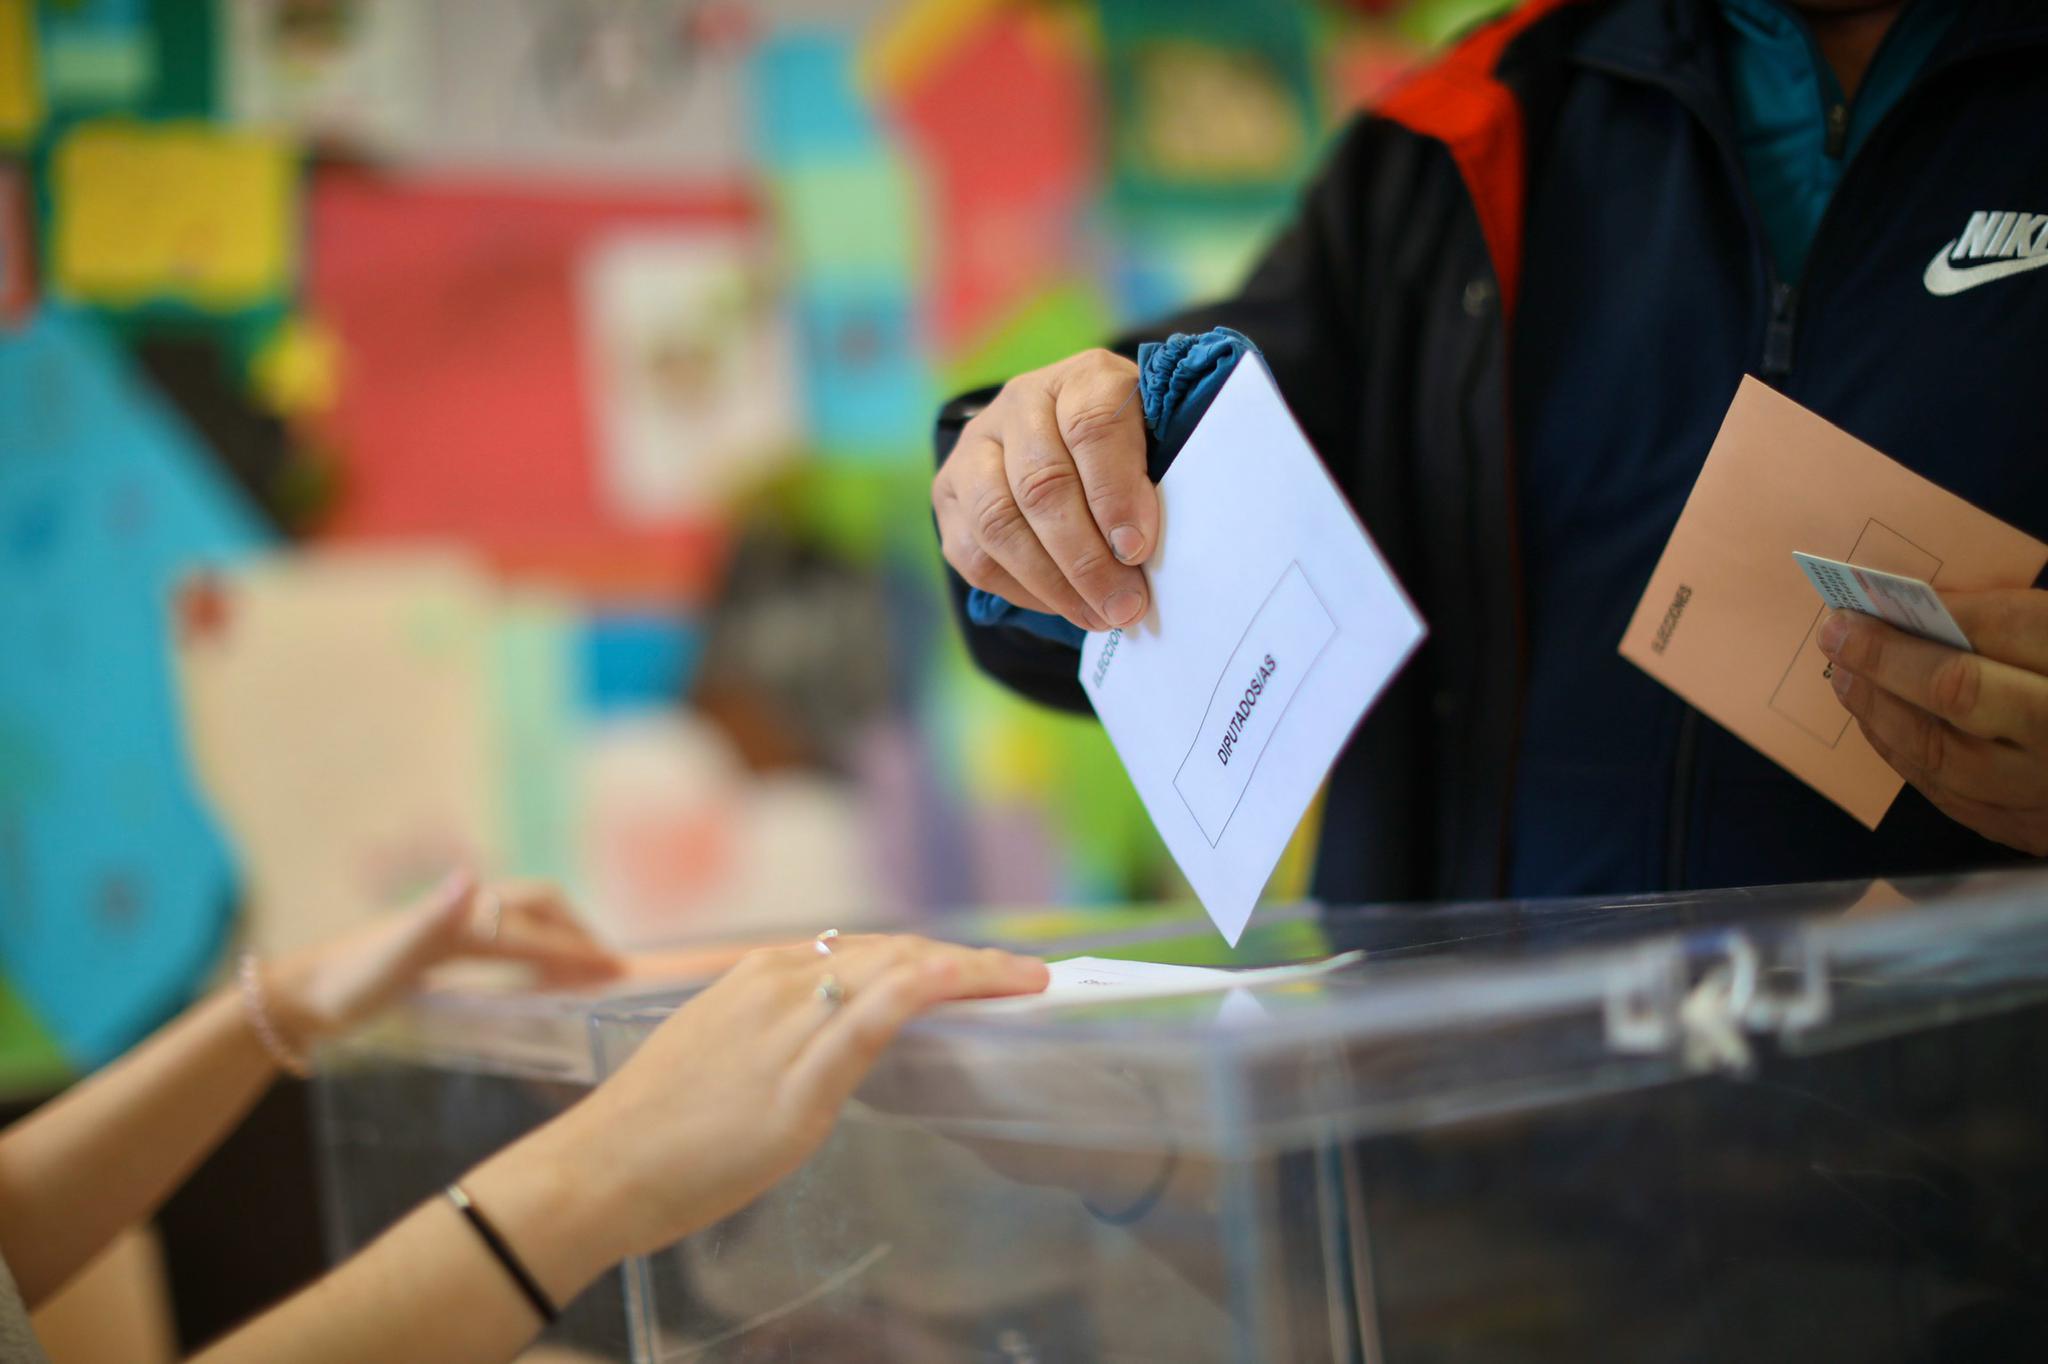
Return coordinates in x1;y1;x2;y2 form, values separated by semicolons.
816;973;846;1009
813;928;840;957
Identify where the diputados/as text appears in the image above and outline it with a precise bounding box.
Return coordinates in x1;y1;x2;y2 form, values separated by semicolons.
1216;654;1279;767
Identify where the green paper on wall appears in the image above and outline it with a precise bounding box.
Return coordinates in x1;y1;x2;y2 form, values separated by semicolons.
940;281;1116;396
37;0;154;110
0;978;72;1100
771;158;921;282
1398;0;1517;50
490;594;580;890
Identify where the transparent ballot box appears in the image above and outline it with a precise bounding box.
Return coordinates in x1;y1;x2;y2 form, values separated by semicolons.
592;872;2048;1363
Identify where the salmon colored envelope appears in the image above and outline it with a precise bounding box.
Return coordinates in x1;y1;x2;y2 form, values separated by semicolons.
1620;377;2048;830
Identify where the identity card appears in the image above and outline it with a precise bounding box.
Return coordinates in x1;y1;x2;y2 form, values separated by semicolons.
1791;551;1973;652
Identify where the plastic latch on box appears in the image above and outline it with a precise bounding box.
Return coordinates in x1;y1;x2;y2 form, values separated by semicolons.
1604;931;1832;1074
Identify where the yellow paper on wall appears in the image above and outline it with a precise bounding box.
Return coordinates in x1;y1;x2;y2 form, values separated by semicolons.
0;0;40;146
51;121;297;307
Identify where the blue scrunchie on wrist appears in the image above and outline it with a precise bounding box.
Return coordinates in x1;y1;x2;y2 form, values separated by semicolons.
965;326;1261;649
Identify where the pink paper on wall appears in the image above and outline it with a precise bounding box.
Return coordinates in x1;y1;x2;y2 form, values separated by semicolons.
877;9;1097;354
305;170;753;598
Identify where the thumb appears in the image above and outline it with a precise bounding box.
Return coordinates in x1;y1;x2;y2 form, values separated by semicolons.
1052;354;1157;567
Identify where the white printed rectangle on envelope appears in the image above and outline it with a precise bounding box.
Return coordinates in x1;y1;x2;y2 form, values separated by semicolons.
1174;562;1336;845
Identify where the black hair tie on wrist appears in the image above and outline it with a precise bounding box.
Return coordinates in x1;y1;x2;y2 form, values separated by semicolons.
445;1183;560;1325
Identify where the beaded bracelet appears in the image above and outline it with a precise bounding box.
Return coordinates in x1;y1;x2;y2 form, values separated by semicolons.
236;952;312;1079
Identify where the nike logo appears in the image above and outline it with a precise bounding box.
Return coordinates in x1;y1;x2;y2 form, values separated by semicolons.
1924;210;2048;296
1925;247;2048;294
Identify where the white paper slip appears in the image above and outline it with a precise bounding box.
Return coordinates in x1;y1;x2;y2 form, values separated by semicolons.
954;952;1362;1014
1792;551;1973;652
1079;355;1426;945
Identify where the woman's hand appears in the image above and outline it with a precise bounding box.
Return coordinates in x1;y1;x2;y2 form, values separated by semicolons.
477;935;1048;1282
264;872;621;1052
0;869;614;1314
1823;589;2048;855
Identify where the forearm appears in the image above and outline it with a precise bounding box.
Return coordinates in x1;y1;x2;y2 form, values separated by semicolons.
195;1114;622;1364
0;988;279;1305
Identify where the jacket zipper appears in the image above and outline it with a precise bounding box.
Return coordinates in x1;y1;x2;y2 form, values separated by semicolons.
1578;58;1782;889
1760;280;1799;382
1678;185;1789;886
1824;101;1849;158
1469;275;1528;900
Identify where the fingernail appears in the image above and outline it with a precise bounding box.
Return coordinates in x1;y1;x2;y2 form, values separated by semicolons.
1818;611;1848;657
1109;524;1145;564
1104;589;1145;627
1829;666;1851;699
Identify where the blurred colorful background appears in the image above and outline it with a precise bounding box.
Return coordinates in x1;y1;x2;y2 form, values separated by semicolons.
0;0;1512;1089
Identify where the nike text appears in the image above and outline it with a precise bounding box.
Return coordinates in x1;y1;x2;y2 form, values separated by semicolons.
1925;209;2048;295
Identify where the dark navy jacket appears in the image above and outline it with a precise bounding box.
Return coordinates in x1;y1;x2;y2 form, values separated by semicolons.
943;0;2048;905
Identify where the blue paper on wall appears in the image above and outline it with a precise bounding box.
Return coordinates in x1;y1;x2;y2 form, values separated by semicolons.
749;31;880;169
793;287;931;459
746;30;927;458
0;310;269;1065
581;611;701;715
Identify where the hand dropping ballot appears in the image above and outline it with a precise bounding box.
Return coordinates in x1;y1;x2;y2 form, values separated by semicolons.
1079;357;1425;945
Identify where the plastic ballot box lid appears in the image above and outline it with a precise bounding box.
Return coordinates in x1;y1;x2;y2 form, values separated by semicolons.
313;902;1176;1083
591;869;2048;1153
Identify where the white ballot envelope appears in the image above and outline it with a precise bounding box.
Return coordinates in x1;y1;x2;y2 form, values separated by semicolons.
1079;356;1426;944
